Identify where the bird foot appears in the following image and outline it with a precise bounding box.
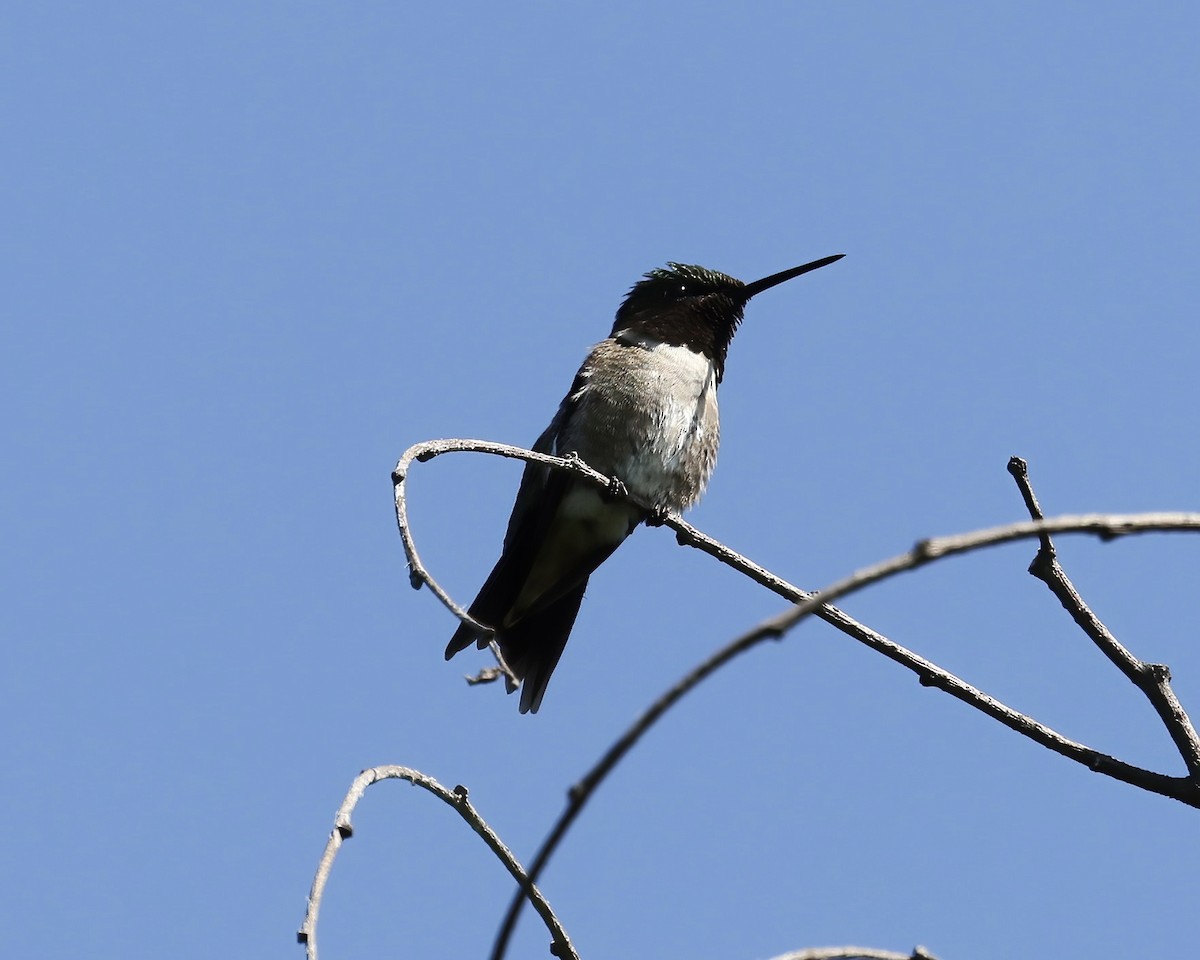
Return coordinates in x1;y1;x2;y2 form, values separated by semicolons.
645;505;672;527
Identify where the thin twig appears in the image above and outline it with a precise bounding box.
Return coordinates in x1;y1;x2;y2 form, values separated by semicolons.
297;766;577;960
1007;456;1200;778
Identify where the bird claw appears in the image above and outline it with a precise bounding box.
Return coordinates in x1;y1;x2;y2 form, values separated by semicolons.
645;505;672;527
606;475;628;500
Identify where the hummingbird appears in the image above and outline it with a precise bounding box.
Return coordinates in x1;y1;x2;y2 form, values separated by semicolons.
446;254;844;713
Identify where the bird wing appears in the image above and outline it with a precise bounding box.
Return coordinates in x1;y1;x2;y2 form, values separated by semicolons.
443;385;580;659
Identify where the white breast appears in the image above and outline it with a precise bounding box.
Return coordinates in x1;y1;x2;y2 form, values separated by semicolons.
562;332;720;510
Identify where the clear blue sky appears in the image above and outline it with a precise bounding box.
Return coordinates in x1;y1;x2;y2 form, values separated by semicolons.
4;3;1199;958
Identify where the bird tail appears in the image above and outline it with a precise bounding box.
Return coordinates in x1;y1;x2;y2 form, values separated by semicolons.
444;571;588;710
444;536;533;660
445;618;490;659
498;579;588;714
443;580;586;714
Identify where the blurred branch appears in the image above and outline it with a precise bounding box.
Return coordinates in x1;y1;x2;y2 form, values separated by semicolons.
297;765;576;960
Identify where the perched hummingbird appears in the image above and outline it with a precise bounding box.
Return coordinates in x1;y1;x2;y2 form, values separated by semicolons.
446;254;844;713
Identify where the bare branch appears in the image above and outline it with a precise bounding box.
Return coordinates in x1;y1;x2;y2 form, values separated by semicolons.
297;765;576;960
492;543;1199;958
634;512;1200;801
396;439;1200;958
1007;457;1200;778
766;947;939;960
395;438;1200;664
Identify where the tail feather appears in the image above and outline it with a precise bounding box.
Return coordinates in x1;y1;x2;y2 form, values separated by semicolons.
444;551;588;713
444;531;539;661
445;619;489;660
498;579;587;714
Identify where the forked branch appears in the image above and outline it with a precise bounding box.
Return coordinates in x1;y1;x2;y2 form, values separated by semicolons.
1007;456;1200;777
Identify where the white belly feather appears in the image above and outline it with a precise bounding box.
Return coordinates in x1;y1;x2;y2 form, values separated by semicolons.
560;333;720;510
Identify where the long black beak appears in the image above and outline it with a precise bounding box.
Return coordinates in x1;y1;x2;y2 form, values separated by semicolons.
741;254;844;300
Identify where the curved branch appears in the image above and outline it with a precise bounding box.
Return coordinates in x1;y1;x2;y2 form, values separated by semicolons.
297;765;576;960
